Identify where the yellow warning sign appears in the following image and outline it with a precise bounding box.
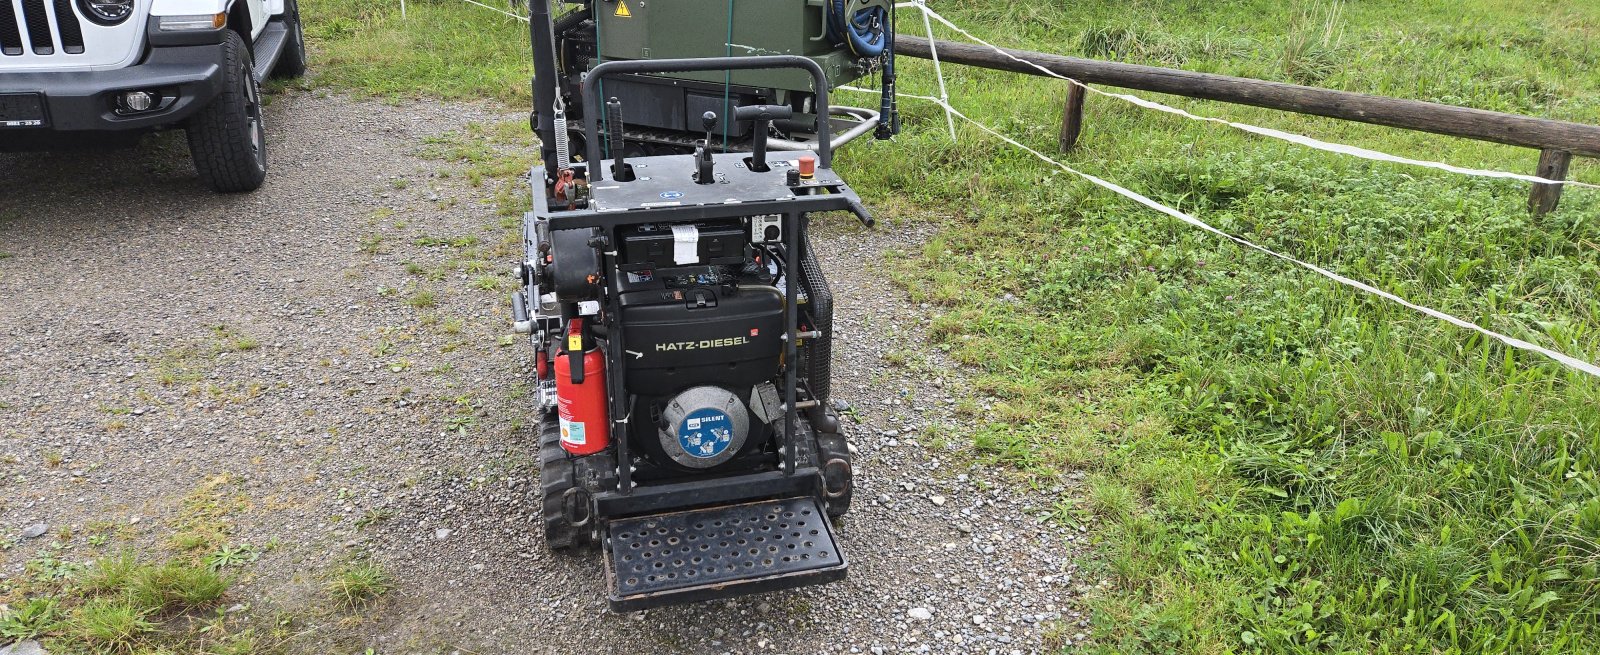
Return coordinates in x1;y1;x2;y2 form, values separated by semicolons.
614;0;632;18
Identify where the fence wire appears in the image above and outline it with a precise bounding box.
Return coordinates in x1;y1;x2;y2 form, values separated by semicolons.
840;84;1600;380
906;1;1598;191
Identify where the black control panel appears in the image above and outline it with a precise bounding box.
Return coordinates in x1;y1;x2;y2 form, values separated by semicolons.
620;220;748;271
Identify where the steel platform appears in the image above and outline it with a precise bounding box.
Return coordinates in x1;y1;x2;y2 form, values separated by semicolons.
604;497;846;611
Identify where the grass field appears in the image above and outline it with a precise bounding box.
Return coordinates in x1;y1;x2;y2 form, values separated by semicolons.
294;1;1600;653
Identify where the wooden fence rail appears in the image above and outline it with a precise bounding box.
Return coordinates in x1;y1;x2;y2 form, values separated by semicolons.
898;36;1597;214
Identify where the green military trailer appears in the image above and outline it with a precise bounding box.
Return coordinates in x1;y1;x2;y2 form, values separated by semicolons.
540;0;898;155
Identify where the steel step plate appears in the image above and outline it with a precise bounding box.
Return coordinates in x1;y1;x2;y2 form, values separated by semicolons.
604;497;846;611
251;22;289;82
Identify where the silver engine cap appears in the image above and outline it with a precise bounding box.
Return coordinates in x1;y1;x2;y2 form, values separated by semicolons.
660;386;749;468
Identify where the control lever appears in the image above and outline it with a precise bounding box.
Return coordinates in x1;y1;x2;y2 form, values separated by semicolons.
732;104;794;172
694;111;717;184
607;97;635;182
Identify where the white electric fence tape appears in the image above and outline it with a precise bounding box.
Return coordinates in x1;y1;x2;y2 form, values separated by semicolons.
839;85;1600;380
459;2;1590;190
439;0;1598;378
454;0;529;22
909;3;1599;191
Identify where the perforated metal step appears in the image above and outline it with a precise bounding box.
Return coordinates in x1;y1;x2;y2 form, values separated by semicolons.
604;497;846;611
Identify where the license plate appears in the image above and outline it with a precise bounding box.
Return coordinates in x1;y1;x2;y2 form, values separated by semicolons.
0;93;46;128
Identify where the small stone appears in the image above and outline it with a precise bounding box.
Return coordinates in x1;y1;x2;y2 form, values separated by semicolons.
435;528;453;540
0;639;49;655
930;495;947;507
907;607;933;621
21;523;48;539
956;523;973;534
973;615;986;626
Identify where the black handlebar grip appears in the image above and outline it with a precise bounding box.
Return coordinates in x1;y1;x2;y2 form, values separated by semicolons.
733;104;795;123
846;198;876;228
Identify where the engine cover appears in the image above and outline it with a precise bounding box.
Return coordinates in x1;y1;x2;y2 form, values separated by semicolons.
659;386;750;468
619;286;783;396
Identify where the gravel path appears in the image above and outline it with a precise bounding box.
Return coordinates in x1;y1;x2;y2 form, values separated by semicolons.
0;91;1086;654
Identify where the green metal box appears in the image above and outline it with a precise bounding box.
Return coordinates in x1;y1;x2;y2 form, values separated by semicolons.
592;0;872;92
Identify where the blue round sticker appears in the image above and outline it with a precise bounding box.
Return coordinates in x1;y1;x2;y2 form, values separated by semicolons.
660;190;684;200
678;408;733;459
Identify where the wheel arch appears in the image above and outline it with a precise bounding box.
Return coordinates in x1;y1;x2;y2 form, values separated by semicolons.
226;1;255;48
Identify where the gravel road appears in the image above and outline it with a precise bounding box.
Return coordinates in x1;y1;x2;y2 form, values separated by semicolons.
0;91;1086;654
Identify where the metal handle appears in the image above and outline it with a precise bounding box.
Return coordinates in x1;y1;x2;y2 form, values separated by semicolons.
581;56;834;181
733;104;795;122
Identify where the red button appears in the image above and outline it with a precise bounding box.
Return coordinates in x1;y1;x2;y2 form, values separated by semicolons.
798;156;816;179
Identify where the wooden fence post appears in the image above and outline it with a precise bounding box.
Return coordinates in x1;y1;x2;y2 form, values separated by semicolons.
1059;83;1087;154
1529;148;1572;216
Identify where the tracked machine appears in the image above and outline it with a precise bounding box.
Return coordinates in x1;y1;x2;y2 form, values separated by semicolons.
512;0;895;610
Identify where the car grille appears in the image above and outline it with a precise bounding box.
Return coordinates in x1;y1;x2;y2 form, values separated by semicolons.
0;0;85;57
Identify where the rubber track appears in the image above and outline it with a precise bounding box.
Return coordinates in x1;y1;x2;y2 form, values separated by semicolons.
538;411;587;550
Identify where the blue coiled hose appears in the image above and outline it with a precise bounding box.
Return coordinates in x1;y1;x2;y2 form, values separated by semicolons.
827;0;889;57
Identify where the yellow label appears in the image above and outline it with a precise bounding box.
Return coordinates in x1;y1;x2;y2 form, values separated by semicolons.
614;0;632;18
567;334;582;351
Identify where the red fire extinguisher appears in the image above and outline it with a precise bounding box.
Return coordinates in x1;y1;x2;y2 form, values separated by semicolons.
556;318;609;455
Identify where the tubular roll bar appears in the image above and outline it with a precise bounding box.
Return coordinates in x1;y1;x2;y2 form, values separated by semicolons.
580;56;834;181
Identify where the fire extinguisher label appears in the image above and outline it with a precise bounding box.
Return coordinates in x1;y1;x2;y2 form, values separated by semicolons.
560;417;586;445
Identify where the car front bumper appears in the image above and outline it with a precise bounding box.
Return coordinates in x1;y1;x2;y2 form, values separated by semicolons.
0;43;225;138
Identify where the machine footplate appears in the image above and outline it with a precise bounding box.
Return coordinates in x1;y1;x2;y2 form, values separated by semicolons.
605;497;846;611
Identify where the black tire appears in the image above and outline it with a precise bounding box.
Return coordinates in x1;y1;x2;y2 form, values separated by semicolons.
272;0;307;79
187;31;267;193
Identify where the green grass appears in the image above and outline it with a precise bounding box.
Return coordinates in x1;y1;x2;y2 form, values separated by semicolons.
4;554;238;653
302;0;532;103
326;560;393;609
297;1;1600;652
850;2;1600;653
67;598;158;653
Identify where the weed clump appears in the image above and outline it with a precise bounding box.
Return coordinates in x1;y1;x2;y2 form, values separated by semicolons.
327;559;393;609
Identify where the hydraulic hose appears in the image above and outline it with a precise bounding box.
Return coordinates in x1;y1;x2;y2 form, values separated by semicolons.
827;0;889;57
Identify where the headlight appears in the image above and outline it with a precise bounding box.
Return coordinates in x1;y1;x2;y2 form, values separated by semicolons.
78;0;135;25
157;13;228;31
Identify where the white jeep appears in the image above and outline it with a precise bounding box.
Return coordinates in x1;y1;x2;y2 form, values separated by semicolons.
0;0;306;191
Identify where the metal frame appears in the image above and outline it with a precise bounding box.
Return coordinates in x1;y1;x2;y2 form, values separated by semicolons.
580;55;837;180
534;169;859;500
